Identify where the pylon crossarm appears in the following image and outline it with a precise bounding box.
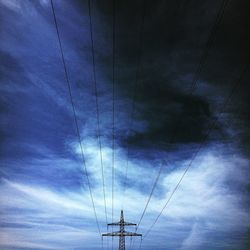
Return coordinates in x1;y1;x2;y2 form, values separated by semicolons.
123;232;142;236
102;232;142;237
103;210;142;249
107;222;120;226
107;222;136;226
102;233;121;237
102;232;118;236
123;222;137;226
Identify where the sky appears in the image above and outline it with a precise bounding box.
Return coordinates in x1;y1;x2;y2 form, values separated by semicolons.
0;0;250;249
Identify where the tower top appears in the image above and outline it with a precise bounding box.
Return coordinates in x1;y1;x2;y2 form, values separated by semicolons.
102;210;142;250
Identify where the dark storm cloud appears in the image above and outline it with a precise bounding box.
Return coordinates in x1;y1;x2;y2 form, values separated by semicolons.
74;0;250;159
70;1;216;152
126;82;212;147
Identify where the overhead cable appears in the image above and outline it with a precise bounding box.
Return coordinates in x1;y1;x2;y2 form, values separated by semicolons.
50;0;101;236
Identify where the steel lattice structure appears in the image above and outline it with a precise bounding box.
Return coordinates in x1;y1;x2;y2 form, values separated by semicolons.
102;210;142;250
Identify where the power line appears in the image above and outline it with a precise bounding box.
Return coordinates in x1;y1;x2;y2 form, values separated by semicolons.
142;62;249;241
133;0;230;235
138;237;142;250
137;161;166;229
50;0;101;236
170;0;229;143
123;0;146;205
112;0;116;249
130;161;167;250
190;0;229;92
129;162;168;249
88;0;108;226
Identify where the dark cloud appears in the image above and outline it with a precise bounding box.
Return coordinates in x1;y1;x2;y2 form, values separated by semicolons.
126;81;212;147
80;0;250;157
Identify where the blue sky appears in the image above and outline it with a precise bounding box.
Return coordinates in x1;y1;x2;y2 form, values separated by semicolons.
0;0;250;249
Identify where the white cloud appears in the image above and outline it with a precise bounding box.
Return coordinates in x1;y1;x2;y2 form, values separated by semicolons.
0;0;21;12
1;141;250;249
181;223;205;249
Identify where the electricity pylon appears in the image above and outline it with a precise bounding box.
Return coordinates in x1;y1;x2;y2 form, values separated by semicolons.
102;210;142;250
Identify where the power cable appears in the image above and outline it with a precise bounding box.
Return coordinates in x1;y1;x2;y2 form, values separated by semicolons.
138;237;142;250
142;62;249;242
137;161;166;229
88;0;108;227
133;0;230;238
130;161;167;250
123;0;146;205
112;0;116;249
190;0;229;92
50;0;101;236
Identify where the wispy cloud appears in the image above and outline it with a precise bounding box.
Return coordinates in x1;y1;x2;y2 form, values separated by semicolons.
1;141;249;249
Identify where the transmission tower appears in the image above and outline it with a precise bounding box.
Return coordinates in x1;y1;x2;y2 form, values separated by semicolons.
102;210;142;250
